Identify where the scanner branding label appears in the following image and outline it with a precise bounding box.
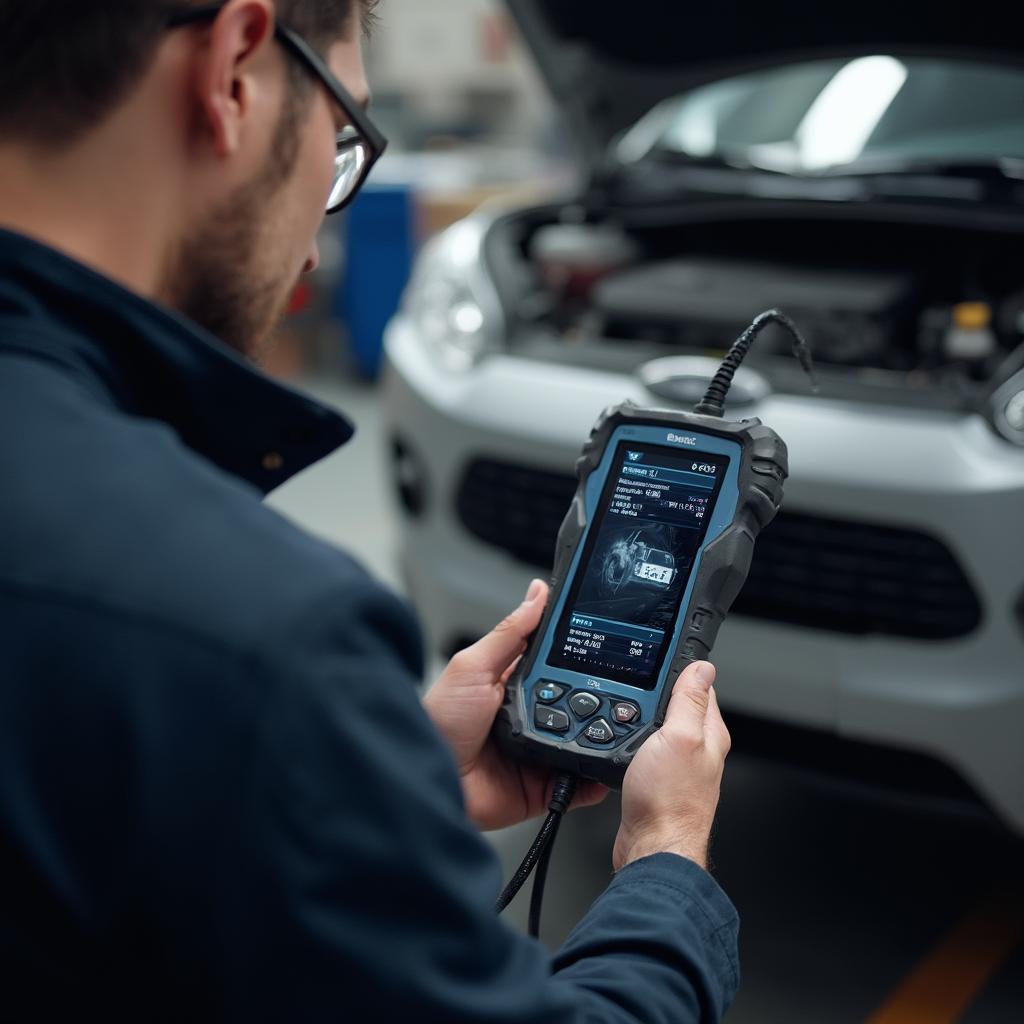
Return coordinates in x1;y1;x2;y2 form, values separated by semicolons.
666;433;698;446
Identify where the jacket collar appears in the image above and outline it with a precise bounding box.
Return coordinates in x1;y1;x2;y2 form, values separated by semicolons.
0;227;354;494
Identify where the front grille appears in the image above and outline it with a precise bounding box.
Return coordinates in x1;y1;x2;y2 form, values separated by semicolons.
456;459;577;569
456;458;983;640
733;510;983;638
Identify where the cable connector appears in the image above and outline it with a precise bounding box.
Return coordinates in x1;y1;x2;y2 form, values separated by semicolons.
547;772;577;815
694;309;817;418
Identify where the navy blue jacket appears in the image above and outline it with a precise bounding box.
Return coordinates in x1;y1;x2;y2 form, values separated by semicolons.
0;228;739;1022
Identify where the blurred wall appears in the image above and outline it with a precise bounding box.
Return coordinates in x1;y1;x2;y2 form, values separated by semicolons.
366;0;554;149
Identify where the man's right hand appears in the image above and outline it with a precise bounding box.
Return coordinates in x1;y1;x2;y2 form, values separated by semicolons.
613;661;730;872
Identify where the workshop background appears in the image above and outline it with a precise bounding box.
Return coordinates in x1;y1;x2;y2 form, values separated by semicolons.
265;2;1024;1021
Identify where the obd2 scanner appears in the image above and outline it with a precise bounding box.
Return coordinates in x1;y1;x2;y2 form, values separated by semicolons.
493;310;817;936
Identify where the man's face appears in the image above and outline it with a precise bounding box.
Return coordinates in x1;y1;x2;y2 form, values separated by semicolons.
169;26;370;362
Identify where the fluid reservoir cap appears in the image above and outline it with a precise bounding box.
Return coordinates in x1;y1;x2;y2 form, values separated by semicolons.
639;355;770;408
952;302;992;330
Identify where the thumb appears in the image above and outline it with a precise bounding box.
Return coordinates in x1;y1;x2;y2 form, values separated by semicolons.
458;579;548;677
663;661;716;737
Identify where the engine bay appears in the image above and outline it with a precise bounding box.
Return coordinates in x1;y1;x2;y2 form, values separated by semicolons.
491;209;1024;405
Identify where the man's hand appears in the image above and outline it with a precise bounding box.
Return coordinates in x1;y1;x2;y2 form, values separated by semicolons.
424;580;607;831
613;661;730;872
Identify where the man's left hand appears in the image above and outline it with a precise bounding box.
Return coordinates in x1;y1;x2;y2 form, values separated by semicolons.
423;580;608;831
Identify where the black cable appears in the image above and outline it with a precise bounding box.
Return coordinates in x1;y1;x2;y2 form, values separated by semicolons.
494;810;561;914
527;810;562;938
694;308;817;417
495;773;577;920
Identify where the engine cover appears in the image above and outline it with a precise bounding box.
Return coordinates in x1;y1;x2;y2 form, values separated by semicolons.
593;257;918;366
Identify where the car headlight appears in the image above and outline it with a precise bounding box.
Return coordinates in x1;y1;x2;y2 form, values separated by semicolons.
991;368;1024;446
402;219;504;372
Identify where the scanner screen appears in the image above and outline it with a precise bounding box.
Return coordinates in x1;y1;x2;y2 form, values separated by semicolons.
547;442;730;690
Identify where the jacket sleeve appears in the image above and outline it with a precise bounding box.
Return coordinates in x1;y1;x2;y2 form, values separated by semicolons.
228;572;739;1024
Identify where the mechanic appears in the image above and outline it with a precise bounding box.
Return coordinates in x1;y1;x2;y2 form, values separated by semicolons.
0;2;739;1020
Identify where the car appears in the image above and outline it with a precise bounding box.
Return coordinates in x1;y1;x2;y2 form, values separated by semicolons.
613;530;678;592
381;0;1024;834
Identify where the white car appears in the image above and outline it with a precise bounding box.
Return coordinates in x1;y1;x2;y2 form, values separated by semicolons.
382;1;1024;833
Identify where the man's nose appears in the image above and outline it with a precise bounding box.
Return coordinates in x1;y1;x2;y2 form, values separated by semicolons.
302;242;320;275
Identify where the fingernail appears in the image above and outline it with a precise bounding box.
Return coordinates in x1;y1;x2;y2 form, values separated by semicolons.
524;579;544;604
693;661;715;686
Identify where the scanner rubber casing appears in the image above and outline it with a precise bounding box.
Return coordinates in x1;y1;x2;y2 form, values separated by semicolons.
493;401;788;788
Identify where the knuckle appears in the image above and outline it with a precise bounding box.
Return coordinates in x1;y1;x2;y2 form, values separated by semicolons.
664;719;705;753
684;691;710;716
720;723;732;755
493;612;520;636
447;648;474;675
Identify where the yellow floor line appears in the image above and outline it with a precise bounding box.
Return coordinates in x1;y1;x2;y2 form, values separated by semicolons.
865;883;1024;1024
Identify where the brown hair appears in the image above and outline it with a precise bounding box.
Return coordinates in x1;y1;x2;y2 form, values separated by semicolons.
0;1;376;144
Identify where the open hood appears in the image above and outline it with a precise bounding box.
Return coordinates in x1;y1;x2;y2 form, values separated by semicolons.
505;0;1024;164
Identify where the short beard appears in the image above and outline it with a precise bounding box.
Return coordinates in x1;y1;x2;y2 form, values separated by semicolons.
165;81;308;362
168;175;285;362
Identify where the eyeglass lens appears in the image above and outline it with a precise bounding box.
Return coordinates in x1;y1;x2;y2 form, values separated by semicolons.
328;139;370;212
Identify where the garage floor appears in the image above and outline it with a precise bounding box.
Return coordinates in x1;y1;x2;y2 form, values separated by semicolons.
267;376;1024;1023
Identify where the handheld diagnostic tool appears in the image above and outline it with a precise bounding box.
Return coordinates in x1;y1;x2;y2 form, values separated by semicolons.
494;405;786;787
494;310;815;792
494;310;815;935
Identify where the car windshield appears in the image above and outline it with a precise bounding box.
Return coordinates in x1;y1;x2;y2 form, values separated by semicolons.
617;56;1024;175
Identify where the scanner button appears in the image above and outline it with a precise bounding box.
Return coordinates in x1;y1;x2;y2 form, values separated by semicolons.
534;707;570;734
584;718;615;744
536;682;566;704
569;692;601;719
612;702;640;724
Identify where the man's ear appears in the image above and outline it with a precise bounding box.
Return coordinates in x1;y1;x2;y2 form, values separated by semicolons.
192;0;276;158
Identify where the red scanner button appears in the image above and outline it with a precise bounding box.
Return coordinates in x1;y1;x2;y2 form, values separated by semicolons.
612;702;639;724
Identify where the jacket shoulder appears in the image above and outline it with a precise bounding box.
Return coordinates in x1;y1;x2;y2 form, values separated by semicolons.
0;359;421;666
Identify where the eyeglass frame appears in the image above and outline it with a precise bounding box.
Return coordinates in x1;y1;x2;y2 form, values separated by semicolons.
167;2;388;213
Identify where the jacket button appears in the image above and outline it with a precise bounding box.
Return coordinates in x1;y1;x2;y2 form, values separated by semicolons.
262;452;284;471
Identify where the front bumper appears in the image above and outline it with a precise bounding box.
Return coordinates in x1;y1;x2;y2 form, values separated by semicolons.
382;315;1024;833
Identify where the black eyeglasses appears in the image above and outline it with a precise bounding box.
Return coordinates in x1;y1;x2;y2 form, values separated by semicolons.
167;3;387;213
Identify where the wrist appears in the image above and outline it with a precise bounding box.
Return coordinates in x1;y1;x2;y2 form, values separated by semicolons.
614;825;711;872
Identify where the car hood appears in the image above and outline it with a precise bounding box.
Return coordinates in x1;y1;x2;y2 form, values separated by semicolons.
505;0;1024;162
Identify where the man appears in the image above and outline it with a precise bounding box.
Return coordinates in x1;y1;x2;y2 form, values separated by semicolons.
0;2;738;1020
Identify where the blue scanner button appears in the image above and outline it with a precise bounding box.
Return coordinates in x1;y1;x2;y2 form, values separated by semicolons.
536;681;566;704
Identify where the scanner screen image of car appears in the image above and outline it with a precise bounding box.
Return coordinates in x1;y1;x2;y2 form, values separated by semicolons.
547;443;730;689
